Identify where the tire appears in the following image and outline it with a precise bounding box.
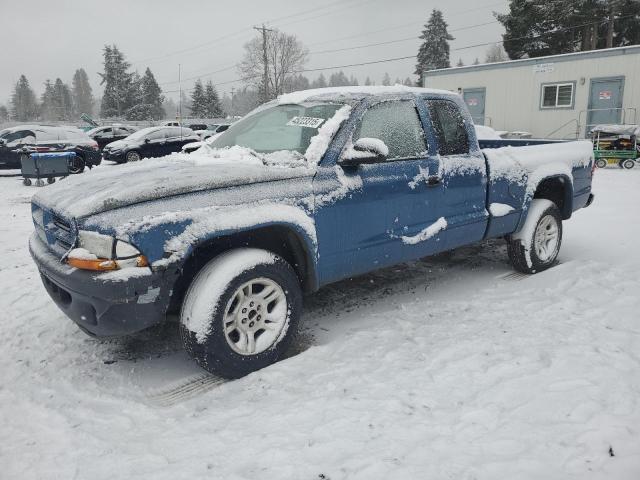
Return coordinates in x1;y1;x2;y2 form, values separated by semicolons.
69;155;85;174
180;248;302;379
125;151;141;163
622;159;635;169
46;177;55;184
595;158;607;168
507;199;562;274
23;178;32;186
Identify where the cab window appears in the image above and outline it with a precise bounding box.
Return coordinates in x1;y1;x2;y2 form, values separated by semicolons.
427;100;470;156
353;100;427;160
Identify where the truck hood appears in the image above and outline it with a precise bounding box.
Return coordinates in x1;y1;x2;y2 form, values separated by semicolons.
33;147;314;219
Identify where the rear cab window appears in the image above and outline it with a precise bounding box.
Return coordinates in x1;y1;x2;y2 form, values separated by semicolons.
427;100;470;156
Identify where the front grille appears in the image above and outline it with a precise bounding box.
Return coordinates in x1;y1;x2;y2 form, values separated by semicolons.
32;204;77;256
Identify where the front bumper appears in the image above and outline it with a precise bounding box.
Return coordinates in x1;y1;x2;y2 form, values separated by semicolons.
102;150;126;162
29;233;174;337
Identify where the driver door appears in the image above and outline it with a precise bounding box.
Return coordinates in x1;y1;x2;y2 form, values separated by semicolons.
313;99;446;285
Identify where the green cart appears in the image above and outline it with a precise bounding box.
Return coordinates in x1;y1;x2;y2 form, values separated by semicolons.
591;124;639;169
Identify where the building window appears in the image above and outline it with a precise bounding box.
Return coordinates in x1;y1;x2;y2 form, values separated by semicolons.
541;83;574;108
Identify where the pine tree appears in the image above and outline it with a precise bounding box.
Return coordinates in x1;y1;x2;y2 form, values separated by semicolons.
190;80;207;118
473;58;480;65
40;80;57;121
403;77;414;86
99;45;133;118
456;58;465;67
52;78;73;120
348;75;359;86
10;75;39;121
72;68;94;116
415;9;454;85
364;77;373;86
204;81;224;118
311;74;327;88
126;68;165;120
381;73;392;86
329;71;350;87
0;105;8;122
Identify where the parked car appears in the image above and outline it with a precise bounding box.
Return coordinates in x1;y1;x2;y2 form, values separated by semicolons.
29;86;595;379
187;123;208;132
0;125;100;173
191;124;232;141
102;126;199;163
181;132;225;153
87;125;138;151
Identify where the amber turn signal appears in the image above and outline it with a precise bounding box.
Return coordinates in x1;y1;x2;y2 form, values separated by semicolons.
67;257;118;271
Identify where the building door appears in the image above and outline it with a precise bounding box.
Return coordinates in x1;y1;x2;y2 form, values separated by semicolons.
463;88;486;125
587;77;624;130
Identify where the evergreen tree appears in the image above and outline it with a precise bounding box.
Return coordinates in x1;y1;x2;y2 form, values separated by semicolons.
473;58;480;65
53;78;73;120
485;44;508;63
496;0;640;59
126;68;165;120
190;79;207;118
329;71;350;87
403;77;414;86
348;75;359;86
456;58;465;67
99;45;133;118
204;81;224;118
311;74;327;88
283;74;310;93
0;105;8;122
10;75;39;121
72;68;93;116
381;73;392;86
364;76;373;86
40;80;57;121
415;9;454;85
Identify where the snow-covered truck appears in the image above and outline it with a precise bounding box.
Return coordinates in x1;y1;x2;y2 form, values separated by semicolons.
28;86;595;378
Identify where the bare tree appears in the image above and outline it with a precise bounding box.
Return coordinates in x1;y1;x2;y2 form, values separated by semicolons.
238;29;308;101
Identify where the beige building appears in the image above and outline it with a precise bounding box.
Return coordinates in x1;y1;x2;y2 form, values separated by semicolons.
423;45;640;139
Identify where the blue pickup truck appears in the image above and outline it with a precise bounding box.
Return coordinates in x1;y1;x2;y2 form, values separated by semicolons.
29;86;595;378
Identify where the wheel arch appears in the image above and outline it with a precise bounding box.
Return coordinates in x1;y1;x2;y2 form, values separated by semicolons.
166;224;318;315
518;174;573;230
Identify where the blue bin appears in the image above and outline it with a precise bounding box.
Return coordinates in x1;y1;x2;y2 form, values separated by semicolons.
21;152;75;186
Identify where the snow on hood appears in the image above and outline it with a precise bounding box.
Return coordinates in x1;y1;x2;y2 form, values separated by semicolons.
33;146;313;219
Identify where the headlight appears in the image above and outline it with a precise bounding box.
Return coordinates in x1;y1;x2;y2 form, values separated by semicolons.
66;230;149;271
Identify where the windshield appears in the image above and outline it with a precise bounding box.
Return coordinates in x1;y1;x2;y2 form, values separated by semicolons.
210;103;343;154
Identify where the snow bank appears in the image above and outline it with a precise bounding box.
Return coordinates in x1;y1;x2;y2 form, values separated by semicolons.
402;217;447;245
489;203;515;217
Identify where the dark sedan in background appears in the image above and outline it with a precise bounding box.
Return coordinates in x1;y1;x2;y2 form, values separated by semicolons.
87;125;138;151
0;125;101;173
102;126;199;163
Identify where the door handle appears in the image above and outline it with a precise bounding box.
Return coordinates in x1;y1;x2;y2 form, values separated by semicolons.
426;175;442;187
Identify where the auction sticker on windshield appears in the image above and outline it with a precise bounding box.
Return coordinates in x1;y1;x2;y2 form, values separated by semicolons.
286;117;325;128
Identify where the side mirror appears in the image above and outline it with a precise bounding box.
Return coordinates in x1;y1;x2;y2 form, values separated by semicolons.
0;139;5;147
144;138;150;144
340;138;389;166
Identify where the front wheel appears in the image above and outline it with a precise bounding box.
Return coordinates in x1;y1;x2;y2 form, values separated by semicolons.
180;248;302;379
125;151;141;162
595;158;607;168
507;199;562;274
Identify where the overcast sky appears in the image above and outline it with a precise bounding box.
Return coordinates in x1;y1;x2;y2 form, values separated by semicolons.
1;0;509;105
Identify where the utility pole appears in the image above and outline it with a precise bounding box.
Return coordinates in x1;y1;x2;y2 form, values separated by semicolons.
606;0;616;49
230;87;235;117
253;24;274;103
178;63;182;123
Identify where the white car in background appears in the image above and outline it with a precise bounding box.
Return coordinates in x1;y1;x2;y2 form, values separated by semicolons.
181;132;225;154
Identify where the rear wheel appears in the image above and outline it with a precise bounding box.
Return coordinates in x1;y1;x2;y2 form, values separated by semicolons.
621;159;635;169
126;151;141;162
69;155;85;174
180;248;302;379
507;199;562;274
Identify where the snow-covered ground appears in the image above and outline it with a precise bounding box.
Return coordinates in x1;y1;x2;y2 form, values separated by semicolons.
1;166;639;479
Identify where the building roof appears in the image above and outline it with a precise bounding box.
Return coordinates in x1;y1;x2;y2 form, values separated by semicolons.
425;44;640;78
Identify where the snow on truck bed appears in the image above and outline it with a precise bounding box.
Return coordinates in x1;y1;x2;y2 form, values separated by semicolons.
1;169;639;479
